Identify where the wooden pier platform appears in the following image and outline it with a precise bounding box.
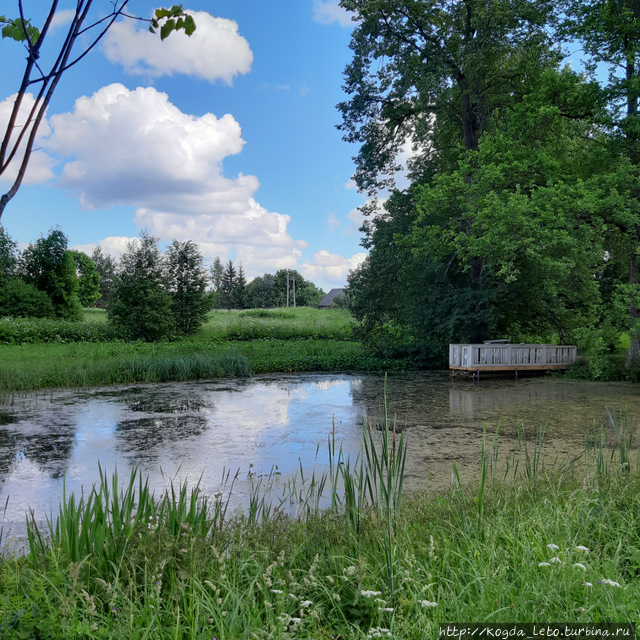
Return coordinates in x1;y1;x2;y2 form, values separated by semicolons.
449;342;577;379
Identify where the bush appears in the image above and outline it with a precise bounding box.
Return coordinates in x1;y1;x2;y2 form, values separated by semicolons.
0;317;118;344
0;278;54;318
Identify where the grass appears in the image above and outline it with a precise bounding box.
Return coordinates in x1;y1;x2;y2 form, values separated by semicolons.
1;409;639;639
0;308;408;391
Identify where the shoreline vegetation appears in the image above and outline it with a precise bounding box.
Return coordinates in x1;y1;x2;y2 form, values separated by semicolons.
0;308;409;393
1;411;638;638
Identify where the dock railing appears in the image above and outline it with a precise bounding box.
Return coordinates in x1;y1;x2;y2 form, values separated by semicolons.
449;343;577;372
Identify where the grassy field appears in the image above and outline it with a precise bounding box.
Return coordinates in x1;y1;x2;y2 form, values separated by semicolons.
0;308;408;392
0;418;638;639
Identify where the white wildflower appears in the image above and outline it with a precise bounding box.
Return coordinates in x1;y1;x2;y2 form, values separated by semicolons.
600;579;622;588
361;590;383;598
288;593;298;600
573;563;587;571
583;582;593;587
300;600;313;608
547;543;560;551
575;545;590;553
270;589;283;594
378;607;395;612
538;562;552;567
344;566;357;576
549;557;562;564
419;600;438;608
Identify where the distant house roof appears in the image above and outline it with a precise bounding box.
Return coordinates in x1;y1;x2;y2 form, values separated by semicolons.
318;288;346;307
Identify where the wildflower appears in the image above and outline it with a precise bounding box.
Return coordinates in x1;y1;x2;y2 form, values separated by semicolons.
573;563;587;571
419;600;438;608
599;579;622;588
300;600;313;608
344;566;357;576
575;545;590;553
332;593;341;601
288;593;298;600
583;582;593;587
368;627;392;638
378;607;395;612
270;589;283;594
549;557;562;564
547;543;560;550
361;590;383;598
538;562;551;567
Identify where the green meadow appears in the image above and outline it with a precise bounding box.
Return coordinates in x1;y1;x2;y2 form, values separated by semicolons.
0;308;407;392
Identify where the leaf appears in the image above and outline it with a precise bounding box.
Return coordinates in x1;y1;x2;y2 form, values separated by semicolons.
160;18;176;41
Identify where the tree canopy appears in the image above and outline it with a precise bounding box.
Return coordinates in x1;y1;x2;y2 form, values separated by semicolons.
340;0;640;371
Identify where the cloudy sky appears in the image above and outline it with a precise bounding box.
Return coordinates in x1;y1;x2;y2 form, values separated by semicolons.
0;0;369;292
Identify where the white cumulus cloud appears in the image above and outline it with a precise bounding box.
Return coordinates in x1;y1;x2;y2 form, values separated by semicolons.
45;83;306;274
102;10;253;84
301;250;367;288
312;1;353;27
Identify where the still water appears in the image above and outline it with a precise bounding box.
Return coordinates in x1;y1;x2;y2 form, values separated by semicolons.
0;372;638;544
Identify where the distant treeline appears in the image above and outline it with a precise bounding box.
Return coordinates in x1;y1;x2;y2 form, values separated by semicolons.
0;226;325;341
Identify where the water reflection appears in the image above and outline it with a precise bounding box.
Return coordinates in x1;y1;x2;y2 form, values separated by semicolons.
0;373;638;546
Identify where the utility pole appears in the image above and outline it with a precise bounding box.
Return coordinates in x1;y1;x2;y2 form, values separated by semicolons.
286;270;290;307
293;275;296;307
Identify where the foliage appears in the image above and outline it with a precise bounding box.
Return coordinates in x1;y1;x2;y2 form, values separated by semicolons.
209;256;224;309
91;246;117;309
221;259;237;310
107;232;174;341
0;224;17;283
0;278;54;319
166;239;210;335
20;227;82;320
69;250;101;308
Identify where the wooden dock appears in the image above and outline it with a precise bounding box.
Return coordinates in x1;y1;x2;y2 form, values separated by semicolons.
449;342;577;378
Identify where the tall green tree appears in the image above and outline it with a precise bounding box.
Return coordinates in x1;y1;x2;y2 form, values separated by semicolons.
339;0;559;342
69;250;101;308
107;232;173;341
560;0;640;365
210;256;224;309
91;246;117;309
0;224;17;283
20;227;82;319
232;263;247;310
166;239;210;334
221;259;237;310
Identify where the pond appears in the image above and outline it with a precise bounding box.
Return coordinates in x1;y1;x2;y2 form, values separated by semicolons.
0;372;638;546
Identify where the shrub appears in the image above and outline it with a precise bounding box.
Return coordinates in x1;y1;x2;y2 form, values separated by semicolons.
0;278;54;318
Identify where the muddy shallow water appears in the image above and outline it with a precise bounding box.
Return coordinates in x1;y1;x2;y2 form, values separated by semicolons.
0;372;638;545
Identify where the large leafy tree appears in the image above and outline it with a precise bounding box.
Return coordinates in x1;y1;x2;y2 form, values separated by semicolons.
559;0;640;365
166;239;210;334
69;250;101;307
339;0;559;343
0;2;196;220
20;226;82;319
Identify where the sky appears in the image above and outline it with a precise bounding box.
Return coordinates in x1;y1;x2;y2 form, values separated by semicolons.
0;1;369;293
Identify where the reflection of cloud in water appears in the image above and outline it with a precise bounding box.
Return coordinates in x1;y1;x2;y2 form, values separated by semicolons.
115;415;209;463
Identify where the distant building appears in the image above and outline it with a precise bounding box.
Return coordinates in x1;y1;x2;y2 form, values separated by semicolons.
318;288;346;308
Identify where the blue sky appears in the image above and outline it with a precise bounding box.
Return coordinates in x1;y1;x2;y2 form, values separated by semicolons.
0;1;369;292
